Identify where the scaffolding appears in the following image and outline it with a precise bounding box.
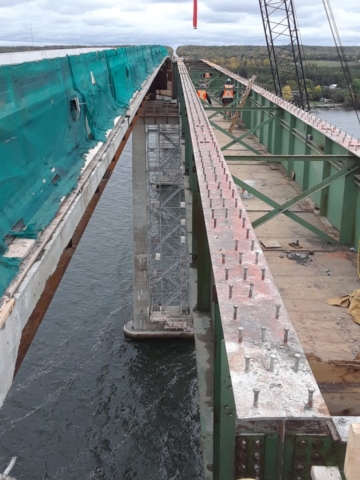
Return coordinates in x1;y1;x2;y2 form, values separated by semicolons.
146;124;190;319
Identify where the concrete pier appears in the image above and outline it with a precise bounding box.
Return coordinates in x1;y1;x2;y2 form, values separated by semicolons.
124;101;194;339
131;121;151;331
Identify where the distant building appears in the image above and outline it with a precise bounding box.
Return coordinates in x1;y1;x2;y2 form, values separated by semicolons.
329;84;338;89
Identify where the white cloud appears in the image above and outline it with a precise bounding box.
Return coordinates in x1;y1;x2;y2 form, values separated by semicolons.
0;0;359;48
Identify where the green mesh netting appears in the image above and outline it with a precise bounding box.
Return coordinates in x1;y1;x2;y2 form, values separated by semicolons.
0;45;168;297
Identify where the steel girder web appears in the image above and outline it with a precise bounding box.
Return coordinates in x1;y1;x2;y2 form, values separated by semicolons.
209;120;262;156
208;111;279;156
258;0;310;111
232;163;360;244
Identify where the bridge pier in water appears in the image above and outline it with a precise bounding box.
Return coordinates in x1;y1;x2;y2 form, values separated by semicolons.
124;99;194;338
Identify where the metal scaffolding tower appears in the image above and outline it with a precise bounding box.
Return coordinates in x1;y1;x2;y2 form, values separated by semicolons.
259;0;310;111
146;124;190;322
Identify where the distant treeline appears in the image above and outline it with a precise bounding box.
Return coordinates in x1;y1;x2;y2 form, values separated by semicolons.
177;45;360;107
177;45;360;62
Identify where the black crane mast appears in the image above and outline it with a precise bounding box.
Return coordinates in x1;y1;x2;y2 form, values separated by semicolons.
259;0;310;111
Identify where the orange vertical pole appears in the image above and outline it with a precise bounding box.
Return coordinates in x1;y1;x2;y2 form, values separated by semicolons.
193;0;197;29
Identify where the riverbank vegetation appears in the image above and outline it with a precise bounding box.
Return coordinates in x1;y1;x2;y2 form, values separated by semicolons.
177;45;360;108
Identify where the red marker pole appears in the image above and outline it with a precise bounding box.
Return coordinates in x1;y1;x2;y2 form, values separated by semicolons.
193;0;197;29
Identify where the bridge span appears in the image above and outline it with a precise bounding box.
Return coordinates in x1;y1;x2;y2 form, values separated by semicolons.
1;49;360;479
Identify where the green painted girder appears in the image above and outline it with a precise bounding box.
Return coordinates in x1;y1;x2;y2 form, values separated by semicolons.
190;75;222;84
196;87;241;91
209;120;262;156
213;302;235;480
225;154;352;162
204;106;279;111
252;163;360;229
207;97;239;120
212;113;278;152
232;175;342;244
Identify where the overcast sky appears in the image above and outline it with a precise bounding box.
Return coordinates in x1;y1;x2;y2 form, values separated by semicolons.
0;0;359;49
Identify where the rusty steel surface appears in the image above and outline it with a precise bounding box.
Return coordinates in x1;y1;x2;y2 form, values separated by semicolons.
202;60;360;154
141;99;179;117
178;59;329;422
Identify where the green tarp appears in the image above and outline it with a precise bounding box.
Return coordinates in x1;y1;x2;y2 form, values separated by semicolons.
0;45;168;297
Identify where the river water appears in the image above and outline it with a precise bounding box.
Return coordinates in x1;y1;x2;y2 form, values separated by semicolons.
315;108;360;138
0;140;203;479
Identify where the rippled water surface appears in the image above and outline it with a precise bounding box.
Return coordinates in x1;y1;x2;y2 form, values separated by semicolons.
316;108;360;137
0;140;203;479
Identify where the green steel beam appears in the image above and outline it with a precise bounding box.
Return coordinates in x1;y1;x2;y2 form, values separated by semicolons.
232;176;340;244
287;115;296;176
184;113;192;174
209;120;262;155
213;302;235;480
340;163;358;244
258;95;266;145
204;106;279;111
320;138;333;216
195;87;240;92
220;114;278;152
224;154;351;162
303;125;312;190
207;97;239;121
252;164;359;228
273;110;283;155
292;128;325;155
193;185;212;311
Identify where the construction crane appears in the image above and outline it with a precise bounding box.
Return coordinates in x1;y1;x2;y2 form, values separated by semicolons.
258;0;310;111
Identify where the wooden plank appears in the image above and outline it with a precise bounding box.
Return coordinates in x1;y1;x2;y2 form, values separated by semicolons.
344;424;360;480
0;298;16;328
228;75;256;134
321;391;360;416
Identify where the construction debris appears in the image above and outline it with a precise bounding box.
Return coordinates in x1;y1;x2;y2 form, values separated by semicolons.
327;289;360;325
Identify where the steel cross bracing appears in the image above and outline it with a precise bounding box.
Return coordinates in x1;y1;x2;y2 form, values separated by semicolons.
146;124;189;316
202;60;360;153
258;0;310;111
178;59;328;421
